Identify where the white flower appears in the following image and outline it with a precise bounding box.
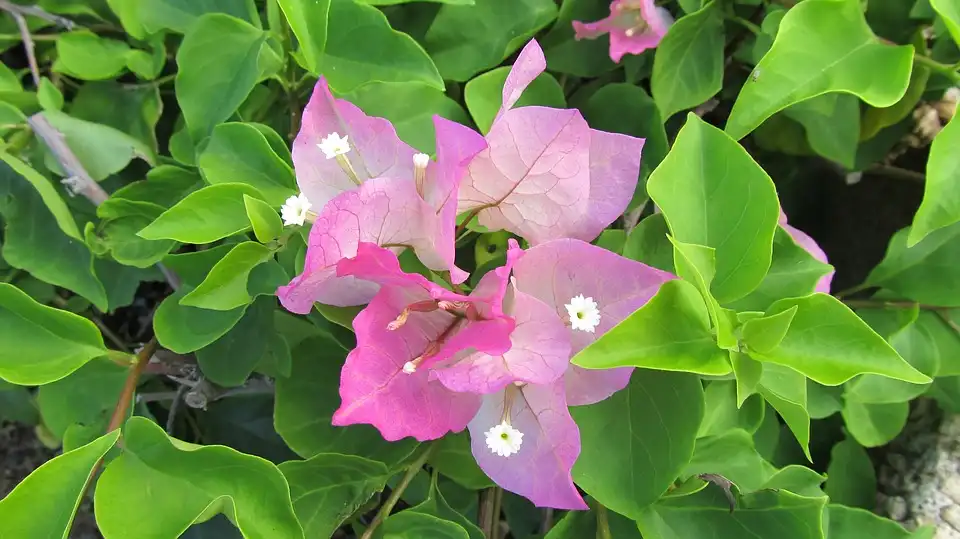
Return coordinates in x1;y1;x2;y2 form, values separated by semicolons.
280;193;312;227
565;294;601;333
413;153;431;168
485;421;523;457
402;361;417;374
318;132;350;159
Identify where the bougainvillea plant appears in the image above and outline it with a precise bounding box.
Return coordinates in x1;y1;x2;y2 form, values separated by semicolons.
1;0;959;537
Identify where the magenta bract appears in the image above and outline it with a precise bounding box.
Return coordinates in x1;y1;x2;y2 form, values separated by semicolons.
572;0;673;63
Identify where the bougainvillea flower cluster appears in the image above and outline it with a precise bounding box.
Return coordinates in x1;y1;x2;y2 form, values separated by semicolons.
572;0;673;63
276;40;832;509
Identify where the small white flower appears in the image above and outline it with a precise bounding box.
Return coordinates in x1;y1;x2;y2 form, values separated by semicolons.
485;421;523;457
413;153;431;169
318;132;350;159
402;361;417;374
280;193;312;227
565;294;601;333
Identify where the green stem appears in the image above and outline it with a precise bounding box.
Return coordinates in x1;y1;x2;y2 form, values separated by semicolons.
914;53;960;83
833;283;871;299
844;299;960;335
726;15;762;35
596;505;612;539
360;444;436;539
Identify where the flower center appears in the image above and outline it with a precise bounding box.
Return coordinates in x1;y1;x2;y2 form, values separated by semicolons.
280;193;315;227
318;132;361;185
413;153;430;197
565;294;601;333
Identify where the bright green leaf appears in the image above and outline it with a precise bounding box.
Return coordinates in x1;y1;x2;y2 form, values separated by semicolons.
199;122;297;206
932;0;960;46
153;288;247;354
651;2;725;120
683;429;776;492
0;150;80;239
758;363;812;460
868;223;960;306
42;110;155;180
647;114;780;303
841;399;909;447
783;94;860;168
742;306;798;354
280;453;390;538
572;369;704;518
909;115;960;245
826;505;929;539
137;0;260;34
244;195;283;243
572;279;730;375
277;0;330;74
379;511;469;539
95;417;303;539
38;77;63;111
138;183;262;244
726;0;914;139
55;31;131;80
749;294;929;385
180;242;275;311
699;382;766;438
0;283;106;385
0;430;119;538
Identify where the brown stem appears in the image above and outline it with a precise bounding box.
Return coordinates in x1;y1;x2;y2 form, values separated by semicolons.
106;337;157;433
26;113;110;205
8;10;39;87
455;207;484;238
360;443;436;539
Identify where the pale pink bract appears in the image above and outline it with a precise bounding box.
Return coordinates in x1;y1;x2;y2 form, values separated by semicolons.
779;210;834;293
572;0;673;63
457;40;645;245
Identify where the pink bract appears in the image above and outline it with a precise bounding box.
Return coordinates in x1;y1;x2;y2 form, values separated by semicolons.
512;238;675;405
277;115;484;312
779;210;834;294
572;0;673;63
330;243;515;441
457;40;645;245
468;381;588;510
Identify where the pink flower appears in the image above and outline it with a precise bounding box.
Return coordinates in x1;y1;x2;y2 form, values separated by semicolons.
277;79;486;311
329;243;517;441
457;40;646;245
572;0;673;63
779;210;833;293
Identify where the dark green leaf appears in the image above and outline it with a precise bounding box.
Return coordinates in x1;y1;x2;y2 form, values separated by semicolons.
825;438;877;509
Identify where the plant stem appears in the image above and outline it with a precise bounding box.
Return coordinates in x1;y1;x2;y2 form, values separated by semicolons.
596;505;612;539
490;487;503;539
833;282;871;299
867;164;925;183
360;444;437;539
726;15;762;35
844;299;960;335
914;53;960;83
106;337;157;433
455;207;484;238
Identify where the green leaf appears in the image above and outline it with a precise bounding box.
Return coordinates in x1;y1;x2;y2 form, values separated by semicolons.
932;0;960;46
423;0;558;82
138;183;261;244
539;0;618;77
583;83;668;206
841;399;909;447
0;172;107;310
176;14;272;142
275;336;420;467
651;2;725;120
42;110;155;180
572;369;704;519
71;82;163;156
0;380;38;424
758;363;812;460
749;294;929;385
280;453;390;538
322;0;443;92
430;433;493;490
180;242;275;311
669;238;736;349
464;66;564;134
199;122;297;206
731;352;763;406
38;77;63;111
760;465;826;497
807;381;843;419
195;297;274;386
244;195;283;243
343;82;471;153
379;511;469;539
827;505;930;539
0;283;107;385
867;223;960;306
909;115;960;245
683;429;776;492
55;31;131;80
153;288;247;354
783;94;860;168
37;359;127;439
725;0;914;139
647;114;780;303
699;382;766;437
137;0;260;34
825;438;877;509
636;486;826;539
95;417;303;538
0;430;119;539
409;477;485;539
742;306;798;354
0;150;80;239
623;212;675;273
861;36;931;141
277;0;330;74
572;279;730;375
726;228;833;312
